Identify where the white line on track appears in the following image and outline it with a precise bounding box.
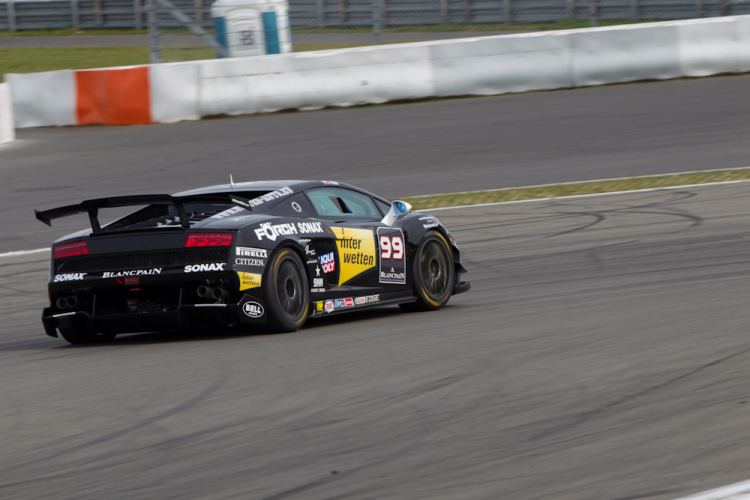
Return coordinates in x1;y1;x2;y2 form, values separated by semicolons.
0;248;49;258
3;178;749;259
672;479;750;500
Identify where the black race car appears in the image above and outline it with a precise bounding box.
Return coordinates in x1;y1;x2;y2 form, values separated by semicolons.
36;180;470;344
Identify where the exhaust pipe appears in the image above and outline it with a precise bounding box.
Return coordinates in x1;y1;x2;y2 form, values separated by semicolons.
66;296;79;308
56;297;68;309
197;285;213;298
211;287;228;300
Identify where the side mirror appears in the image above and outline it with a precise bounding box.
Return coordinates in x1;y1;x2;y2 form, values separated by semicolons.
381;200;412;227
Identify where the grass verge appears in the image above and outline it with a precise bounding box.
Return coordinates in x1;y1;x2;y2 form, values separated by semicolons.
402;169;750;210
0;43;370;74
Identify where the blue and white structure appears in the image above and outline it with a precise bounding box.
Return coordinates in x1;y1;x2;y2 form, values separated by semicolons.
211;0;292;58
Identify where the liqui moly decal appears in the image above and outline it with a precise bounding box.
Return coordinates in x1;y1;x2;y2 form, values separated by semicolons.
318;252;335;273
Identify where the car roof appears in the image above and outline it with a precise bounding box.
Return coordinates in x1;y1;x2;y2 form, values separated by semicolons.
173;180;313;197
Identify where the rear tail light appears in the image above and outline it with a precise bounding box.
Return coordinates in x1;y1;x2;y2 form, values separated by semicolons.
185;233;233;248
54;241;89;259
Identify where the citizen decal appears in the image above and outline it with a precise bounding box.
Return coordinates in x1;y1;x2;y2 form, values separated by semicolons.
102;268;162;278
318;252;336;273
184;263;226;273
255;221;324;241
53;273;87;282
235;258;264;267
242;301;264;318
354;295;380;305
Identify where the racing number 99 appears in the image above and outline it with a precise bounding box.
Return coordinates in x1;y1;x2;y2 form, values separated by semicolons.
380;235;403;260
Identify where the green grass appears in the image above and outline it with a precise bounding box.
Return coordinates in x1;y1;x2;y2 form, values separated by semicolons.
402;169;750;211
0;43;373;75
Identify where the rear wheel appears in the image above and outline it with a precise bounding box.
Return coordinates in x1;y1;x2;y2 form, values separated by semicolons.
400;231;454;312
265;249;310;333
58;327;117;345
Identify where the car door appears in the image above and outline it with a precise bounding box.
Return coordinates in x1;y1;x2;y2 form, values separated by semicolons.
303;187;407;295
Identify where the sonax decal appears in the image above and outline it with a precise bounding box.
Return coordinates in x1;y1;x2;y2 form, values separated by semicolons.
331;227;376;284
237;272;262;291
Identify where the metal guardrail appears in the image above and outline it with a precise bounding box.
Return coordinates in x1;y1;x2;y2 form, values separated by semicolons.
1;0;749;32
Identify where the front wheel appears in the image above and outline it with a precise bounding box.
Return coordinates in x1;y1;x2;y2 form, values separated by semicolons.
265;248;310;333
400;231;455;312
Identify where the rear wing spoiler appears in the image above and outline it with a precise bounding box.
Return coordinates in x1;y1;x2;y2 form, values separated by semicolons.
34;194;254;234
35;195;188;234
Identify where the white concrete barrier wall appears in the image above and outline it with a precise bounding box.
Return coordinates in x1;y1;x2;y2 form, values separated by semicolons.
0;83;15;144
6;15;750;129
4;70;76;128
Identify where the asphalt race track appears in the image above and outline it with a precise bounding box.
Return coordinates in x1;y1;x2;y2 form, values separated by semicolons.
1;74;750;252
0;182;749;499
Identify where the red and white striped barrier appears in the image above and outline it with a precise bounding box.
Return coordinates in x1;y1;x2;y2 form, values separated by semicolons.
5;15;750;129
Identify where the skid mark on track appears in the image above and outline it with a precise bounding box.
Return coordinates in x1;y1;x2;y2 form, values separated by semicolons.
526;346;750;443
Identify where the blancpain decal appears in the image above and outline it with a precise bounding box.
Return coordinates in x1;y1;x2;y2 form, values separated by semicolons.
255;221;324;241
54;273;87;282
236;247;268;258
103;268;162;278
184;263;226;273
249;187;294;207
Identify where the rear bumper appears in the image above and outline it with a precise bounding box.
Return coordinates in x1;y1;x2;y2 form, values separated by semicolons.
42;302;261;338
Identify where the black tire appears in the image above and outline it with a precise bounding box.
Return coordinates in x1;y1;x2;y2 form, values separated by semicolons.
399;231;455;312
58;327;117;345
264;248;310;333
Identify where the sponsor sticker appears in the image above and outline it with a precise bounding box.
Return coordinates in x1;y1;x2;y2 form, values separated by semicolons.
54;273;87;282
242;301;264;318
335;298;354;309
423;222;439;229
236;247;268;258
324;299;334;313
254;221;324;241
248;186;294;208
184;263;226;273
355;294;380;305
331;227;376;284
321;181;339;185
305;244;316;257
313;278;324;287
103;268;162;278
316;301;325;312
237;272;262;291
211;205;246;220
311;288;326;293
377;227;406;284
235;258;264;267
318;252;336;274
